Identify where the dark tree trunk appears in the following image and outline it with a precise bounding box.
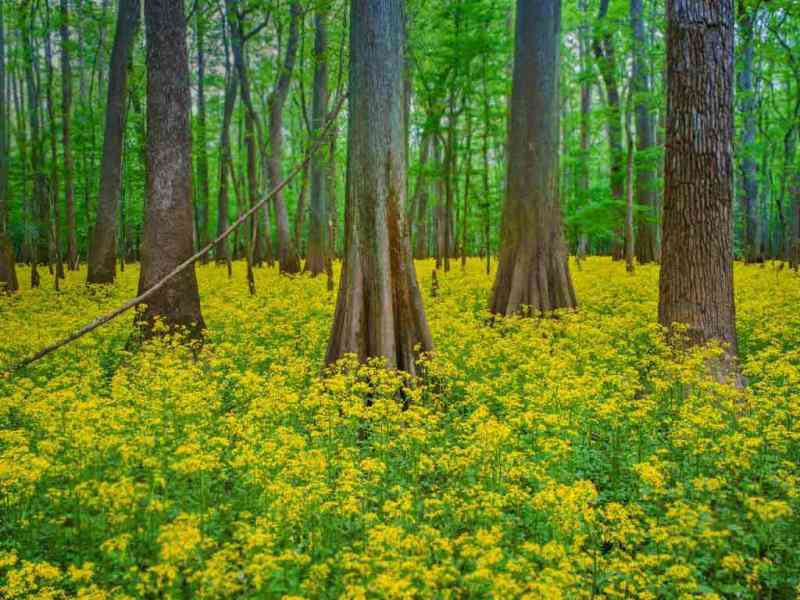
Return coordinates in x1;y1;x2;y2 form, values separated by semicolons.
44;4;65;283
60;0;77;269
0;2;18;292
195;11;210;262
87;0;140;283
736;0;760;263
136;0;205;337
659;0;739;376
630;0;657;264
489;0;576;316
593;0;625;260
306;7;329;276
326;0;433;375
267;2;302;274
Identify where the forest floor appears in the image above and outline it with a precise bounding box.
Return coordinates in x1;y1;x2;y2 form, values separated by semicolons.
0;258;799;598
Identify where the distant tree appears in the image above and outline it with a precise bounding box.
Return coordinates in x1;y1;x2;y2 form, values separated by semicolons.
87;0;140;284
326;0;433;375
59;0;77;270
136;0;205;337
0;1;18;292
659;0;739;379
489;0;576;316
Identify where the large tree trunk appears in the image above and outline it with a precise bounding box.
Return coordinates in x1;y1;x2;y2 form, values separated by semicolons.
87;0;140;284
659;0;738;376
306;7;329;276
326;0;433;375
630;0;657;264
736;0;760;263
195;11;210;262
593;0;625;260
0;2;18;292
489;0;576;316
60;0;77;270
21;4;48;288
267;2;302;274
136;0;205;337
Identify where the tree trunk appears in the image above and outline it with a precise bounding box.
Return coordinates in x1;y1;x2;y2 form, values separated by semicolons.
630;0;657;264
21;4;48;287
577;0;592;261
87;0;140;284
489;0;576;316
659;0;739;377
736;0;760;263
412;134;431;260
306;7;329;276
267;1;302;274
461;103;473;269
625;99;635;273
0;1;18;292
215;18;237;263
136;0;205;337
44;4;65;283
60;0;77;269
326;0;433;375
195;10;210;262
593;0;625;260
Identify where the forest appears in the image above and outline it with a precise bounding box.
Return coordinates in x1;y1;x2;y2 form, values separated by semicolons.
1;0;800;597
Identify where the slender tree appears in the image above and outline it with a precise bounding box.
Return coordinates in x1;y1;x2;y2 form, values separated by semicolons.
0;1;18;292
195;8;210;260
136;0;205;336
659;0;739;378
215;12;237;264
87;0;141;283
306;7;330;276
489;0;576;315
326;0;433;375
60;0;77;269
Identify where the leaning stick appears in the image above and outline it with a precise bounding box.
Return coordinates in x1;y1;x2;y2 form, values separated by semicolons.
4;93;347;374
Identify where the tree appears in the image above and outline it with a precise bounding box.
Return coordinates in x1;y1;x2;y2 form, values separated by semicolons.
0;1;18;293
215;12;237;264
630;0;657;263
136;0;205;337
59;0;77;270
306;6;330;276
326;0;433;375
194;8;211;261
489;0;576;316
87;0;141;284
659;0;738;378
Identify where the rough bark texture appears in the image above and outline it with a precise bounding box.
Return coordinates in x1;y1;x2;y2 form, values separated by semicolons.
87;0;140;283
659;0;738;366
326;0;433;375
306;8;329;277
267;2;302;274
60;0;77;269
0;2;18;292
630;0;657;264
489;0;576;316
136;0;205;337
736;0;760;263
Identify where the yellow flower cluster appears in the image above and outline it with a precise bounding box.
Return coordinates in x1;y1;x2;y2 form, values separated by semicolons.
0;258;798;598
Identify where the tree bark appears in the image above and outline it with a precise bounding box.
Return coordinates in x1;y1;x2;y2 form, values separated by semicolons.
326;0;433;375
0;1;18;292
630;0;657;264
136;0;205;337
306;7;330;276
659;0;739;376
489;0;576;316
60;0;77;269
87;0;140;283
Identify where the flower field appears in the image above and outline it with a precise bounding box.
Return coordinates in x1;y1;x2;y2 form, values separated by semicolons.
1;258;799;599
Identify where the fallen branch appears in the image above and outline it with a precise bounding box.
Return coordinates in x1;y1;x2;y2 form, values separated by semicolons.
4;93;347;374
